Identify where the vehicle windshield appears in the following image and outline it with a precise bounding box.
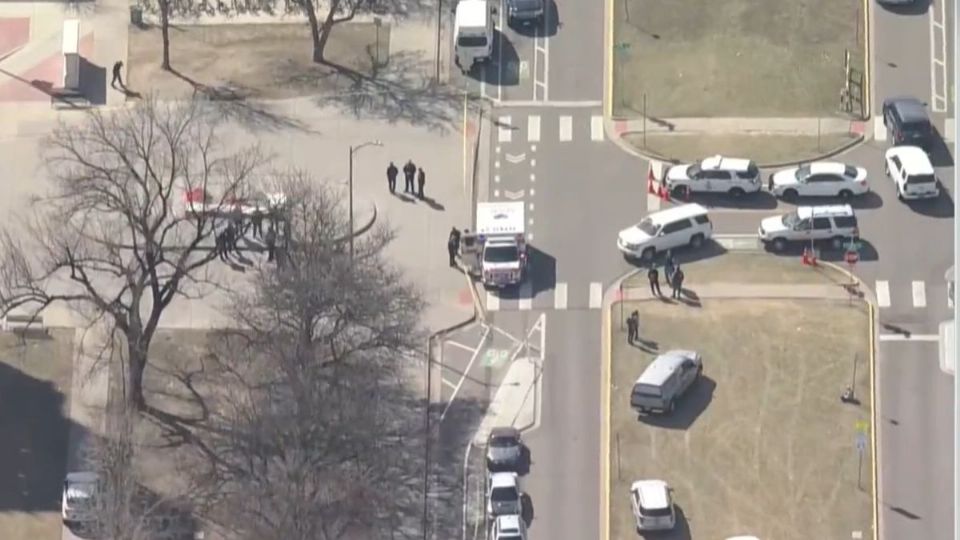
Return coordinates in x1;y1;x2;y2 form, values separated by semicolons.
686;164;701;178
636;219;659;236
906;174;936;185
498;535;523;540
633;387;661;398
491;487;519;501
490;436;518;448
641;505;673;517
66;485;96;507
901;120;931;134
484;245;520;263
794;165;811;181
844;165;859;178
457;36;488;48
782;212;801;228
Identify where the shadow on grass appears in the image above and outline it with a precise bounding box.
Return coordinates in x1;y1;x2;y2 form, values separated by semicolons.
637;376;716;431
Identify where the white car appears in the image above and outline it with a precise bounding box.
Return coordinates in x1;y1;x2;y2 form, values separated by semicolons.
884;146;941;200
486;472;522;517
630;479;676;531
617;204;713;262
62;471;99;526
492;514;527;539
767;162;868;200
664;155;762;197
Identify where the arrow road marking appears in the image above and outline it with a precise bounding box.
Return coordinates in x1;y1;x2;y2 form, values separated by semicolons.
504;190;525;200
505;153;527;164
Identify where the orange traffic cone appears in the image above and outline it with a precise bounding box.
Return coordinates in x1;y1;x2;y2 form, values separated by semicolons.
659;183;670;201
647;167;657;195
802;247;817;266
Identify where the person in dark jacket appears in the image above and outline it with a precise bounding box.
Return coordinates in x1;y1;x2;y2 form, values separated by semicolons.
386;162;398;193
417;167;426;199
403;160;417;193
671;267;685;299
447;230;459;267
627;310;639;344
647;265;661;296
264;225;277;262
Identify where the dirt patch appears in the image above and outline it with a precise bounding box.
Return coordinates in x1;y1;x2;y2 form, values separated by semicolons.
623;133;860;165
608;299;872;540
0;329;76;540
126;23;390;99
611;0;864;118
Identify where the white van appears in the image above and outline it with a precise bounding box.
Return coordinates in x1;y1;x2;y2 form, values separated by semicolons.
630;350;702;414
454;0;494;73
617;203;712;262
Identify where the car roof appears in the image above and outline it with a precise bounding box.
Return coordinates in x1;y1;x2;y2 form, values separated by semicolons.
490;472;519;488
700;155;753;172
805;162;851;176
634;350;699;386
455;0;488;25
646;203;709;225
886;146;935;174
489;426;521;440
496;514;522;529
795;204;855;220
885;97;930;122
630;479;671;509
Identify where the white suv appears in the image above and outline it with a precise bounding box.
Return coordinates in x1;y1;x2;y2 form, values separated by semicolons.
617;203;713;262
758;205;859;252
486;472;522;517
492;514;527;539
630;480;676;531
665;155;762;197
884;146;941;200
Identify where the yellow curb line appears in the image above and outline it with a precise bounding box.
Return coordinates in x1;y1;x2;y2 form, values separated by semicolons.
862;0;872;119
599;286;612;540
868;302;879;540
603;0;614;119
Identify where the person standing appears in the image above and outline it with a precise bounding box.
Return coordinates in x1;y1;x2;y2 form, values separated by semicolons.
417;167;426;199
111;61;124;88
403;160;416;193
671;267;685;299
251;208;264;239
647;265;661;296
386;162;398;193
215;229;228;262
264;225;277;263
447;230;459;267
664;253;677;284
627;310;639;344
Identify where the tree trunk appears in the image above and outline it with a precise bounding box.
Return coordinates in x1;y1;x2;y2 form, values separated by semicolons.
315;0;343;63
303;0;323;63
125;337;149;411
159;0;172;70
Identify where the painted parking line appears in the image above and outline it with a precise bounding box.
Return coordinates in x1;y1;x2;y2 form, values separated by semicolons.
878;333;939;342
487;291;501;312
559;115;573;142
498;115;513;143
589;282;603;309
446;340;479;354
528;115;541;142
591;115;604;141
930;0;948;112
875;280;891;308
873;117;886;141
912;280;927;308
519;282;533;311
554;282;568;310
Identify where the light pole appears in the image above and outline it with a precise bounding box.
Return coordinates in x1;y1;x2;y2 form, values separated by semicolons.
348;140;383;260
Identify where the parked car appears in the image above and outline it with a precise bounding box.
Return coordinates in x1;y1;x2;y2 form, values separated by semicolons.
630;479;677;531
505;0;544;26
758;205;859;252
882;97;934;150
492;513;527;540
617;204;713;262
630;350;702;414
486;427;524;471
884;146;941;201
486;472;522;517
767;162;869;200
62;471;100;528
664;155;762;197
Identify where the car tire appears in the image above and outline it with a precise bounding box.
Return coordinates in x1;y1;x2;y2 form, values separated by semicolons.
640;247;656;262
689;233;704;249
782;189;798;201
671;185;688;198
772;238;788;252
838;189;854;200
729;187;745;197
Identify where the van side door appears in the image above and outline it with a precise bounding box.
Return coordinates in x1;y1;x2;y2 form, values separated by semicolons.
679;359;698;392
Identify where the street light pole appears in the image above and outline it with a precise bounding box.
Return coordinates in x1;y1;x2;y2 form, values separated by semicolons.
348;140;383;260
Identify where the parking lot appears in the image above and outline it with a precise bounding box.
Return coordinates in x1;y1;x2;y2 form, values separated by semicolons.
608;297;873;539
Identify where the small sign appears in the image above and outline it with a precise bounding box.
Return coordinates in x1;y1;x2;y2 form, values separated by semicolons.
855;420;869;434
482;349;510;367
856;433;868;452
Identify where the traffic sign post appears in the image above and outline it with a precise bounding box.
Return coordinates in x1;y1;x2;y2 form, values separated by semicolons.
855;431;868;490
844;244;860;303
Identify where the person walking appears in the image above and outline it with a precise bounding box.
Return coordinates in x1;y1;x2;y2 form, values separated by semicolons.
403;160;416;193
111;61;124;88
386;162;398;193
671;267;685;299
447;229;459;267
264;225;277;263
647;265;661;296
215;229;229;262
417;167;426;199
250;208;264;239
627;310;639;344
664;253;677;284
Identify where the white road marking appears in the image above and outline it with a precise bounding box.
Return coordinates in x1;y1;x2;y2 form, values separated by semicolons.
494;174;501;183
948;292;954;309
527;232;534;241
519;282;533;311
875;280;891;308
554;282;568;310
529;218;534;225
440;325;490;422
945;118;955;143
495;100;603;108
530;188;536;196
530;173;536;182
495;146;501;154
487;291;500;312
589;282;603;309
446;340;479;354
531;144;537;152
442;378;458;389
498;115;513;143
529;203;535;211
591;115;604;141
528;115;541;142
912;281;927;308
879;334;940;342
495;160;500;168
930;0;948;111
494;189;500;197
531;159;537;167
559;116;573;142
873;117;886;141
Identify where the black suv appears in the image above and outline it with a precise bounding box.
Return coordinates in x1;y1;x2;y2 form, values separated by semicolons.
505;0;544;26
882;96;934;151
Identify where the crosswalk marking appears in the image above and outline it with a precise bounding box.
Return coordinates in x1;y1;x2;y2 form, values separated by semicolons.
554;283;568;310
498;115;512;143
559;116;573;142
519;282;533;311
589;282;603;309
528;115;541;142
591;115;604;141
873;117;886;141
876;280;891;308
912;281;927;308
487;291;500;312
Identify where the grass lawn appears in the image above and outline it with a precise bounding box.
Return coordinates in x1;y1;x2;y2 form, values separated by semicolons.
612;0;865;118
608;299;873;539
623;133;860;165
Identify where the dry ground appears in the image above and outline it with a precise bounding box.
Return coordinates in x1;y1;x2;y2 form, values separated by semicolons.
127;23;390;99
0;329;76;540
608;299;872;540
612;0;864;118
623;133;859;166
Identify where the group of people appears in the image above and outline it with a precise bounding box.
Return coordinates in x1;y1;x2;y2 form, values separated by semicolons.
386;160;427;200
213;208;279;263
647;253;685;300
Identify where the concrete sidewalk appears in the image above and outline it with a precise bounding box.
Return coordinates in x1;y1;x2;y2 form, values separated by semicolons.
620;282;858;302
609;116;865;136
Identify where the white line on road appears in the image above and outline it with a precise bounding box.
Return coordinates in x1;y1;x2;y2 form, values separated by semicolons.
530;173;536;182
442;378;458;389
531;159;536;167
445;340;479;354
875;280;891;308
528;202;535;211
559;115;573;142
912;280;927;308
589;282;603;309
542;20;550;101
591;115;604;141
929;0;948;111
519;282;533;311
528;115;541;142
440;325;490;422
873;117;887;141
495;100;603;108
554;282;568;310
487;291;500;312
879;334;940;342
494;174;500;183
497;115;513;143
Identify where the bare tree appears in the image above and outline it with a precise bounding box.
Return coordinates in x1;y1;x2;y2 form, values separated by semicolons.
197;176;427;539
159;0;173;70
298;0;364;64
0;97;264;411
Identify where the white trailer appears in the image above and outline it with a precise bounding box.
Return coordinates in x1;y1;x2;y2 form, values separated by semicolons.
475;202;527;287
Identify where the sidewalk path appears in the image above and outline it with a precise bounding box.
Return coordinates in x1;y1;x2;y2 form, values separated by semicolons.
609;117;866;136
620;282;858;302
